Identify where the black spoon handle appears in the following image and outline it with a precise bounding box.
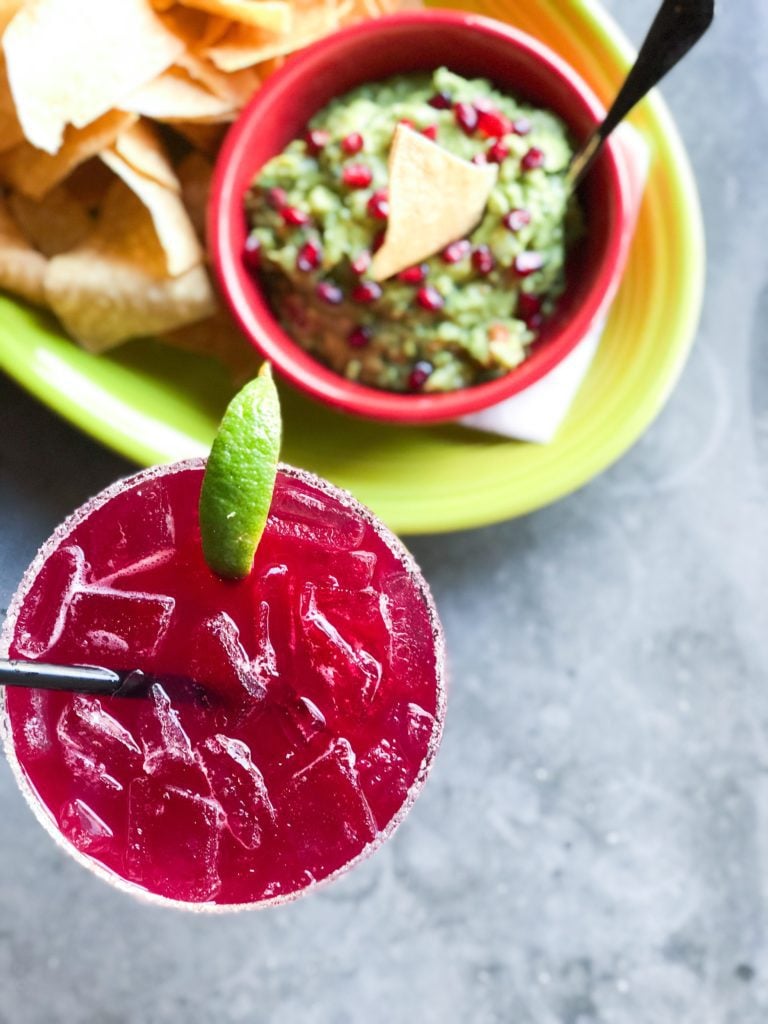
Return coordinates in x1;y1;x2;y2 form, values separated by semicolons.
0;659;148;697
568;0;715;188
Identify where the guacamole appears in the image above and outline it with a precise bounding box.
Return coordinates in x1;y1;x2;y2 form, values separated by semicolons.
245;68;580;393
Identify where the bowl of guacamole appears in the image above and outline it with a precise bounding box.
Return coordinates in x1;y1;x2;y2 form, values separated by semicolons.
209;10;633;424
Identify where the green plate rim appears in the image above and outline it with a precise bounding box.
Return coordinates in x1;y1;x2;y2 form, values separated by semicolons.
0;0;705;534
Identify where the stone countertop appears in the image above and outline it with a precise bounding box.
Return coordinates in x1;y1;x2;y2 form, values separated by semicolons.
1;2;766;1021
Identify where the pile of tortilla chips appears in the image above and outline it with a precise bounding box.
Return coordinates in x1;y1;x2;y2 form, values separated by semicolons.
0;0;414;381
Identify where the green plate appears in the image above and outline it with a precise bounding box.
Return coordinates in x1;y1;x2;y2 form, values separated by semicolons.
0;0;704;535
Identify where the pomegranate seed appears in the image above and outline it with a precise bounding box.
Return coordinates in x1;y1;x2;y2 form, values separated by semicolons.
428;91;452;109
342;163;373;188
526;312;544;332
350;250;371;275
348;325;371;348
351;280;382;303
487;141;509;163
503;208;532;232
296;239;322;272
421;124;439;141
514;252;545;276
471;153;488;166
306;129;330;154
477;108;512;138
409;360;433;390
282;205;310;227
367;189;389;220
372;229;386;253
266;187;287;210
512;117;532;136
441;239;471;264
521;147;546;171
316;281;343;305
397;263;428;284
242;235;261;272
517;293;542;319
454;102;478;135
471;244;495;274
416;285;444;311
341;132;364;155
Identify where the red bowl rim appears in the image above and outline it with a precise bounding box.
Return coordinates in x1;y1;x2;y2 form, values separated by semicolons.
209;8;633;424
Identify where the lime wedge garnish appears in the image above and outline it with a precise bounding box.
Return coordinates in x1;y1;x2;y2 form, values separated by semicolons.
199;363;281;579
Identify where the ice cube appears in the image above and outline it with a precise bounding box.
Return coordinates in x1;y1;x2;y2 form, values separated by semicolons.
139;683;196;774
81;630;130;657
313;583;392;658
253;600;279;681
255;564;298;661
12;545;86;659
126;777;224;902
83;476;176;581
280;738;377;873
397;702;437;760
51;587;174;666
61;745;123;792
380;572;437;702
93;548;177;588
60;798;114;854
300;583;382;710
356;738;411;829
357;702;436;829
200;734;275;850
293;549;377;590
20;689;53;759
189;613;266;705
269;484;366;552
56;695;141;786
291;696;327;741
337;550;377;589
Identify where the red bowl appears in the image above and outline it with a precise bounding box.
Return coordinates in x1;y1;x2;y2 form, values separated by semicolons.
209;8;633;424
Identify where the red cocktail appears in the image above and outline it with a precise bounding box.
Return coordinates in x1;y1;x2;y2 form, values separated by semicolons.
0;460;445;908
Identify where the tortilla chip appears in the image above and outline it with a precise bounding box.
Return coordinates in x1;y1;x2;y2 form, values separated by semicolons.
65;159;115;212
194;13;231;48
176;149;212;240
124;66;237;122
369;125;498;281
168;120;227;156
0;110;136;200
7;184;91;256
2;0;185;153
156;2;212;41
0;109;22;152
175;49;260;107
176;0;292;34
160;306;260;384
0;55;23;153
0;0;24;33
206;2;338;70
113;120;179;191
44;180;216;351
0;193;47;304
100;147;202;276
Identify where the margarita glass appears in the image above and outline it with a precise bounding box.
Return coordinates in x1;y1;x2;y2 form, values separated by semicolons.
0;459;445;909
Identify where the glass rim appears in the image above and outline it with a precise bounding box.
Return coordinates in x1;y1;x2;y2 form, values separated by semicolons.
0;458;447;913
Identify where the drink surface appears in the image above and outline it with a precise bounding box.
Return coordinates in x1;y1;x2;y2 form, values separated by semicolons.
2;462;443;906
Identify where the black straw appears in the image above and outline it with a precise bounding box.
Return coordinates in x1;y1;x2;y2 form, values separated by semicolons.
0;659;150;698
567;0;715;189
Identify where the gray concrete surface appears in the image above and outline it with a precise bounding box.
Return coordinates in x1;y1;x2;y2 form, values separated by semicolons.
1;1;766;1021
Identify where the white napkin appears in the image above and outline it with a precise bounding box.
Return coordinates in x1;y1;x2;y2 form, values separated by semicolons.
459;124;650;443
